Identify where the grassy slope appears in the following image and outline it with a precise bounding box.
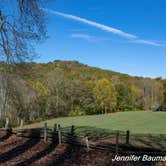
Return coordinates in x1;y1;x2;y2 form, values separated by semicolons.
24;111;166;134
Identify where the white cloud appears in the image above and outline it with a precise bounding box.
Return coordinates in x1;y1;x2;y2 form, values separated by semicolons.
70;34;96;41
70;28;88;32
41;8;164;47
131;39;162;46
42;8;137;39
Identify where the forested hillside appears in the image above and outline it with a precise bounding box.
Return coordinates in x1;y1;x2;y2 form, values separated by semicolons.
0;60;165;122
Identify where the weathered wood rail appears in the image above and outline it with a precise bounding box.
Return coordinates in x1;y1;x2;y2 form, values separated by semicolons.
0;121;166;156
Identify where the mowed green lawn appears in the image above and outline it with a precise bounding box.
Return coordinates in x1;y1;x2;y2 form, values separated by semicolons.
24;111;166;134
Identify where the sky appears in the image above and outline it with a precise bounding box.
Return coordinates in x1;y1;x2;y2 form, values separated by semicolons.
35;0;166;78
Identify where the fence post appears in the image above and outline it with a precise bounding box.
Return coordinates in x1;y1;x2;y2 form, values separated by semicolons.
20;119;24;129
5;117;9;129
85;136;90;151
115;131;119;155
58;124;62;145
17;117;20;126
44;123;47;142
71;125;75;134
56;124;59;131
53;123;57;132
126;130;130;144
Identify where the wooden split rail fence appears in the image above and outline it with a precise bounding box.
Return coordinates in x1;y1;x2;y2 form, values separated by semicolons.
1;120;166;155
0;122;131;154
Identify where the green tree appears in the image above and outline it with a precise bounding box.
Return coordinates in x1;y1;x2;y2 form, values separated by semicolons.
162;79;166;108
93;78;117;114
116;82;132;111
129;85;144;110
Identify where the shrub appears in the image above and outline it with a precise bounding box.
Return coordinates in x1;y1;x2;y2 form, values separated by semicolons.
68;106;86;116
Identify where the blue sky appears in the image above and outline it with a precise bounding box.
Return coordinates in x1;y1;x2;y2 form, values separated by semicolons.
36;0;166;78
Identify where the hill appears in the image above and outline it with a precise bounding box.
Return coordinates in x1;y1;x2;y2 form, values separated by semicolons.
0;60;165;122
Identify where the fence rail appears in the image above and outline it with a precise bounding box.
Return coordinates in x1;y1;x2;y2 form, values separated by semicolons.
1;122;166;156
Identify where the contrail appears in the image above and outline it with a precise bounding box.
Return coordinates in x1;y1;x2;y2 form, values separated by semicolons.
42;8;137;39
42;8;163;46
131;39;161;46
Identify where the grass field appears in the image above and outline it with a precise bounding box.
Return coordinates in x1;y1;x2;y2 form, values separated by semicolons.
24;111;166;134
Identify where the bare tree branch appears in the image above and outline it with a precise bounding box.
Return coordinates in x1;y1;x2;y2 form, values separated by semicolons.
0;0;48;64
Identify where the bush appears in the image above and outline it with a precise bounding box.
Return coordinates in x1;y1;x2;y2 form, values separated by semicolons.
155;106;166;112
68;106;86;116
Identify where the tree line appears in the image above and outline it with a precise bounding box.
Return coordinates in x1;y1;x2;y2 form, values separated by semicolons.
0;60;165;122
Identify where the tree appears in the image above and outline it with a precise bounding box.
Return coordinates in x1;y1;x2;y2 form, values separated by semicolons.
129;85;144;110
65;79;95;115
137;78;164;110
0;73;10;117
45;68;66;117
162;79;166;108
0;0;49;120
116;82;131;111
0;0;47;63
10;75;37;120
93;78;117;114
0;72;37;120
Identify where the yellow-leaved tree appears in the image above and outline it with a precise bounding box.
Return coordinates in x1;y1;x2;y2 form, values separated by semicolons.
93;78;117;114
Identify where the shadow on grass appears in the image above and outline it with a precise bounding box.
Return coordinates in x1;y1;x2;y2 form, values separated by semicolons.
59;126;166;166
62;126;166;147
61;125;124;139
131;133;166;150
